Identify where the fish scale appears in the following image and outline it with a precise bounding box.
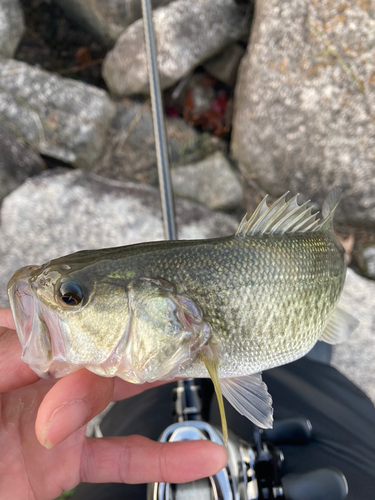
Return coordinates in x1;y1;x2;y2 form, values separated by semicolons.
8;189;357;433
115;231;345;378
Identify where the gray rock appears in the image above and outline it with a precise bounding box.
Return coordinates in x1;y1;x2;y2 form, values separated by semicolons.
102;0;251;96
0;131;45;205
93;99;225;184
0;0;24;58
203;43;245;87
0;58;116;169
0;168;238;307
332;269;375;404
354;242;375;280
171;151;244;210
231;0;375;228
53;0;171;44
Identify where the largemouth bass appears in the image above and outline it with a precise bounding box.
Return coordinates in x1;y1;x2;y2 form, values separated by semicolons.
8;188;357;439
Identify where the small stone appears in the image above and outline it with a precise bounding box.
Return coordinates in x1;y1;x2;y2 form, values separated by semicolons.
102;0;251;96
0;131;45;205
53;0;171;44
0;168;238;307
354;242;375;280
0;0;24;58
166;117;225;169
231;0;375;228
188;78;216;115
93;99;225;184
332;268;375;404
0;58;116;169
203;43;245;86
171;151;244;210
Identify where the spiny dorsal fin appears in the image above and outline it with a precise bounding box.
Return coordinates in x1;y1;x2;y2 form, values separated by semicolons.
236;188;342;237
319;186;342;230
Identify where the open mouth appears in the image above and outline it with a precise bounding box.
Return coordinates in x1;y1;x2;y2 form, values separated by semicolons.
7;267;74;379
8;268;38;349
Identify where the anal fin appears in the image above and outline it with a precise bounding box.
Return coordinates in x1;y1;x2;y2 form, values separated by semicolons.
320;307;359;345
202;351;228;446
220;373;273;429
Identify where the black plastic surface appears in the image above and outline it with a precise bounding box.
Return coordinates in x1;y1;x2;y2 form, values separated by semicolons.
262;418;312;445
282;468;348;500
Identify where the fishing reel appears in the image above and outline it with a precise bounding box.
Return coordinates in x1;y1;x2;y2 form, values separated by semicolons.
147;379;348;500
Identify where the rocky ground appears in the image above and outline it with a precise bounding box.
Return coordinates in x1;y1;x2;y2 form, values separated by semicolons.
0;0;374;406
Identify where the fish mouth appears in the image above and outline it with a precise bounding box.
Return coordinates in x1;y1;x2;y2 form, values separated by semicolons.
7;266;76;379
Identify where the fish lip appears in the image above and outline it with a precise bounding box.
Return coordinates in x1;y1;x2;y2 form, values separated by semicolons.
8;273;36;348
7;265;40;290
8;268;73;379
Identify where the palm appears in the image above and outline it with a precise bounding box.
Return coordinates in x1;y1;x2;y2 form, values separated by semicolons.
0;313;226;500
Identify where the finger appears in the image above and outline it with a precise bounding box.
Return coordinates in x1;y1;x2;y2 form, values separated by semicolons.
36;369;114;448
81;435;227;484
0;326;40;392
0;308;16;329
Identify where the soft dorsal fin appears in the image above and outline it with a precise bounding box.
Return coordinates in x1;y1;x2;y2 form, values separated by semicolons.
236;188;342;237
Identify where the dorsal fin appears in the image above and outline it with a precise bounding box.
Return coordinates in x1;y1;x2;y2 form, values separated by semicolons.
319;186;342;230
236;188;342;237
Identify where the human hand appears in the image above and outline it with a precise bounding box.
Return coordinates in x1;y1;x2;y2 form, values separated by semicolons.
0;308;226;500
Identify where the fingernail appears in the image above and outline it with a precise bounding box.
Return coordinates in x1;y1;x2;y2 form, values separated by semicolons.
41;400;89;449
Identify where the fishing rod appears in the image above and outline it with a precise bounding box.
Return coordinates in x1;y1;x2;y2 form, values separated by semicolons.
140;2;347;499
141;0;177;242
141;0;194;432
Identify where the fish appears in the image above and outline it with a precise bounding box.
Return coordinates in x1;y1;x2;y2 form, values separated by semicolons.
8;188;358;443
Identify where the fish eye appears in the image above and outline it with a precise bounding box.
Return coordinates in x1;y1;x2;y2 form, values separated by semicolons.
58;280;83;306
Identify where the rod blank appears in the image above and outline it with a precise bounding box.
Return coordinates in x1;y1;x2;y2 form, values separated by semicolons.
141;0;177;241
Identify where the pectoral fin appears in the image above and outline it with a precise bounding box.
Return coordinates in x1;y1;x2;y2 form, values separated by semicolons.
220;374;273;429
202;351;228;446
320;307;359;345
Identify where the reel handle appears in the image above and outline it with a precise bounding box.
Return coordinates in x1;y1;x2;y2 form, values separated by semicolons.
281;468;348;500
261;418;312;445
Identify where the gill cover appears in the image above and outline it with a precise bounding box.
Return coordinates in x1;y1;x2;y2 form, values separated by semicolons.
117;277;211;383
